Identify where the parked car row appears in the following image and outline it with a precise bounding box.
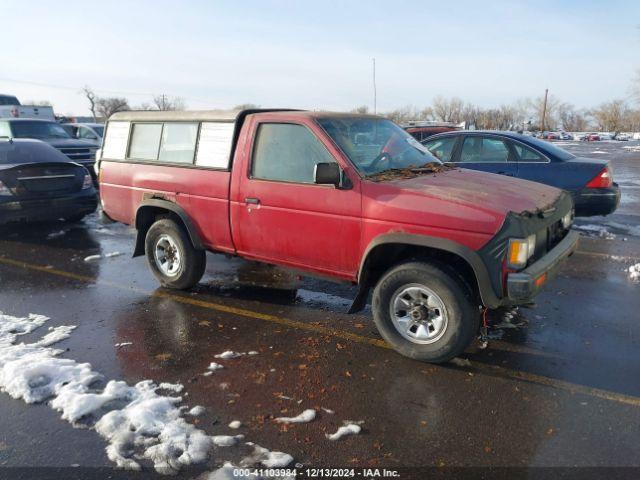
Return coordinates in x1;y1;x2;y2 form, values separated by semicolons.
0;95;102;225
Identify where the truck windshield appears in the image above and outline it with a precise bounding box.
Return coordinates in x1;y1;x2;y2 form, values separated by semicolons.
10;121;71;140
317;117;441;176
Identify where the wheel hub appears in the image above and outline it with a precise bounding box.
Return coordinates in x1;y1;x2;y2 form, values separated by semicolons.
389;284;449;345
154;234;182;277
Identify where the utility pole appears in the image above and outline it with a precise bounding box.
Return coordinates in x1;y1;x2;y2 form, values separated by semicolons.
372;57;377;115
541;88;549;131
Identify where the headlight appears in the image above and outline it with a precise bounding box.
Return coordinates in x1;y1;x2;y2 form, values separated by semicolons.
507;234;536;269
82;174;93;190
0;180;12;196
561;210;573;229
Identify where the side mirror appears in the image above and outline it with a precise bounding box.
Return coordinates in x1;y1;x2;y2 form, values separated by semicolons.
314;162;341;187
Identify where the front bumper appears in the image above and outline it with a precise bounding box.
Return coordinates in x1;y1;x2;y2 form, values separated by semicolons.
506;230;580;303
574;184;620;217
0;191;98;224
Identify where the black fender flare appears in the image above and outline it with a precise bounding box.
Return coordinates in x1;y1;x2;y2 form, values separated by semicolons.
133;199;205;257
355;233;501;309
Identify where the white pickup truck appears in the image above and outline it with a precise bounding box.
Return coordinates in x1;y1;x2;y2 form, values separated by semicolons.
0;94;55;120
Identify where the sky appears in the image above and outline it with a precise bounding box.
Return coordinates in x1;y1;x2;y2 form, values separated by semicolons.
2;0;639;116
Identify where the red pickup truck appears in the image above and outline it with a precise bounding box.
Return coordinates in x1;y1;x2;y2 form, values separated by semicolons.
98;109;579;363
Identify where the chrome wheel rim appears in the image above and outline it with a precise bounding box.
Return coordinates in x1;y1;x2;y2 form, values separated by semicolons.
154;234;181;277
390;284;448;344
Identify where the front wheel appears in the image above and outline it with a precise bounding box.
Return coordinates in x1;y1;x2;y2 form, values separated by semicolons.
372;261;480;363
145;218;206;290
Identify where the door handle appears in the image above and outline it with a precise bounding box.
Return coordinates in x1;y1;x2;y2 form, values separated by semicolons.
245;197;260;205
497;171;514;176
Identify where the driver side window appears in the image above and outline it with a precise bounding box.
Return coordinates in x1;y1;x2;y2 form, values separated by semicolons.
251;123;336;184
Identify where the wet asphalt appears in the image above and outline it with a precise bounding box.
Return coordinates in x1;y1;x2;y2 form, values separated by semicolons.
0;140;638;478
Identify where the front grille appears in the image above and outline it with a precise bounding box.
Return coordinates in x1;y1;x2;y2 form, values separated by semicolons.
547;219;567;251
58;147;97;161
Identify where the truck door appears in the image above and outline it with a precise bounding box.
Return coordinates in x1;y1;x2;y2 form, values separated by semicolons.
231;119;361;279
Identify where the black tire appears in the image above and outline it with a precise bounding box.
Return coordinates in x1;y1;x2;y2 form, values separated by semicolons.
145;218;206;290
372;260;480;363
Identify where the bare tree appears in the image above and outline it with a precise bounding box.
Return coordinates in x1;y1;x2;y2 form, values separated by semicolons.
527;94;561;130
152;94;186;111
557;103;590;131
432;96;465;123
95;97;130;119
350;105;370;114
383;105;429;124
233;103;260;110
83;86;97;121
591;99;629;133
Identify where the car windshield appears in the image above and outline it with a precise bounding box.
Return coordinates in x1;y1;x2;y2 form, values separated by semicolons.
317;116;442;177
525;136;575;161
10;121;72;140
92;126;104;137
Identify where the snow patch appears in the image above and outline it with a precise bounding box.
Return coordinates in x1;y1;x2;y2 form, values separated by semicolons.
326;423;361;441
212;434;244;447
214;351;242;359
83;255;102;262
228;420;242;429
114;342;133;348
629;264;640;281
243;443;293;467
207;362;224;371
275;409;316;424
189;405;206;416
46;230;67;239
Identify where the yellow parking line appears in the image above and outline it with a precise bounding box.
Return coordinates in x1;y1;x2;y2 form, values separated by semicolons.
1;255;639;408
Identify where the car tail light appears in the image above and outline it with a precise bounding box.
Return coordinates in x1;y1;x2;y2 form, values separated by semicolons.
586;166;613;189
0;180;12;196
82;174;93;190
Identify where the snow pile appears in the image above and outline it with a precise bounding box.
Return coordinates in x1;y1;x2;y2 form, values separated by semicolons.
0;311;298;474
0;311;211;473
629;264;640;282
275;408;316;424
326;423;361;441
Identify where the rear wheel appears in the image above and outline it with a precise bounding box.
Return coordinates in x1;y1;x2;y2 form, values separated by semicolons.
145;218;206;290
372;261;480;363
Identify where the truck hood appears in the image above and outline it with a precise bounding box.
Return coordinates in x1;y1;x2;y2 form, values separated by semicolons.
362;168;563;235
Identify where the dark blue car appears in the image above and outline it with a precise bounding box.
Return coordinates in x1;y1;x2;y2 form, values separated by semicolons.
421;131;620;217
0;138;97;224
